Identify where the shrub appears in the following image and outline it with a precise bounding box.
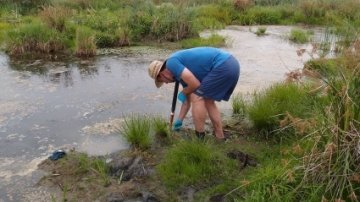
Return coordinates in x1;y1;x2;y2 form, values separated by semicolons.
120;114;152;150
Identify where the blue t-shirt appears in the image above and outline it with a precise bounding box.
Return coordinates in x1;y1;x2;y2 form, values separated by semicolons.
165;47;231;84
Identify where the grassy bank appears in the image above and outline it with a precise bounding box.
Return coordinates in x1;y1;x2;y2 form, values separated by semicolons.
0;0;359;56
38;40;360;200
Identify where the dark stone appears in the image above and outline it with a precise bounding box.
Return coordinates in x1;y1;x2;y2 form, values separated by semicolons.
107;155;135;176
226;150;258;169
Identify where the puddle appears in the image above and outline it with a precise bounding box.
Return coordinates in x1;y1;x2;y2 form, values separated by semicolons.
0;25;327;201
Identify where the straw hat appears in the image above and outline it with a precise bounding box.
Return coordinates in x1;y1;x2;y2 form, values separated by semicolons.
148;60;164;88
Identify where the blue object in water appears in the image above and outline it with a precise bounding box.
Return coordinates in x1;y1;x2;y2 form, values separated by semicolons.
49;149;66;161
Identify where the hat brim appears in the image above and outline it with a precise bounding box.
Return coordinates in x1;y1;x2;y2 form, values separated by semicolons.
155;80;163;88
154;61;166;88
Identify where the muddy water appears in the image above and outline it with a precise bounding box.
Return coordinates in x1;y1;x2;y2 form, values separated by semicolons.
0;26;321;201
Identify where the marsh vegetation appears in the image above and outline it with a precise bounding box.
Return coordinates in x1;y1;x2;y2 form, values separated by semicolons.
1;0;359;201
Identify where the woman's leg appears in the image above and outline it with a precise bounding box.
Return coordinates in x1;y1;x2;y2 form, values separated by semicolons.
190;94;207;133
204;99;224;139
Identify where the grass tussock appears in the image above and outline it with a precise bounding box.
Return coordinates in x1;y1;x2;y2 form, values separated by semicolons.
152;115;170;139
120;114;152;150
247;82;321;140
75;26;96;57
255;26;267;36
231;93;247;116
289;28;311;44
157;140;232;190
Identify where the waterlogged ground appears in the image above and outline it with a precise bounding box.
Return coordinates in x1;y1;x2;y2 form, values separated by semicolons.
0;26;323;201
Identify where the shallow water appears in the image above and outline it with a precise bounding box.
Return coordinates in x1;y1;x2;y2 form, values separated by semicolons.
0;25;324;201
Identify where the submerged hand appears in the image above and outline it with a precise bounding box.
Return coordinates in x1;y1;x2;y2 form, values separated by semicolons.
178;92;186;103
173;119;183;131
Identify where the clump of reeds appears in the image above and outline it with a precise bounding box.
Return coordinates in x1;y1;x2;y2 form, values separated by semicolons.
75;26;96;57
255;27;267;36
39;6;72;32
289;28;311;44
120;114;152;150
6;21;65;55
231;93;247;116
247;82;319;140
152;115;169;138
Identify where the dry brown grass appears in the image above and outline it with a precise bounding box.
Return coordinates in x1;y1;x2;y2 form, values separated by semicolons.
233;0;253;11
39;6;72;32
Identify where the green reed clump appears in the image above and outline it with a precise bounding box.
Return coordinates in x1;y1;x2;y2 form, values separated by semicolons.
149;3;197;42
194;4;231;28
6;21;65;55
304;58;339;78
121;114;152;150
157;140;228;189
75;26;96;57
255;26;267;36
238;6;282;25
180;34;225;48
289;28;311;44
92;158;111;187
247;82;315;139
152;116;169;138
231;93;248;116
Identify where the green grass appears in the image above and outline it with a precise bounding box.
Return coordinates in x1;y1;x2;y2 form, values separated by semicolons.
247;82;317;140
288;28;311;44
75;26;96;57
152;115;170;138
255;27;267;36
6;21;65;55
157;139;234;190
120;114;152;150
180;34;226;48
231;93;247;116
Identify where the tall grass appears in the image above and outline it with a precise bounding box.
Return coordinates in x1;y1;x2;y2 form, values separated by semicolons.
75;26;96;57
247;82;318;140
6;21;65;55
39;6;72;32
300;75;360;201
120;114;152;150
231;93;247;116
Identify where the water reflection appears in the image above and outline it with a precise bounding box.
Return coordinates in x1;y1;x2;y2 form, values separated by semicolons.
8;57;104;87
